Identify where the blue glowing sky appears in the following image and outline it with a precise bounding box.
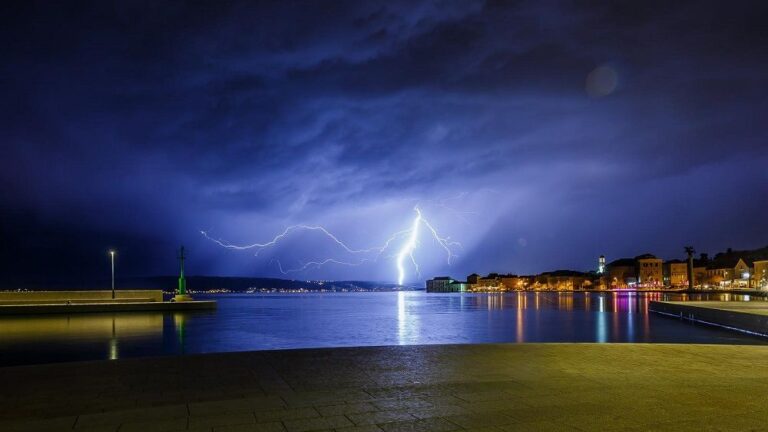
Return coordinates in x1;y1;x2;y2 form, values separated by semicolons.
1;1;766;284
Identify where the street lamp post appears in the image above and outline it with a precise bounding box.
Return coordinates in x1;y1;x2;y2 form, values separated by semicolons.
109;250;116;299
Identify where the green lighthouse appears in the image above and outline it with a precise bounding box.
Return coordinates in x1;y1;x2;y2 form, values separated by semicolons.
174;245;193;302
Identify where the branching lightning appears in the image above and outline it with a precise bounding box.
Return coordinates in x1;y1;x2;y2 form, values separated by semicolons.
200;225;386;256
274;258;373;274
202;206;461;285
396;208;422;286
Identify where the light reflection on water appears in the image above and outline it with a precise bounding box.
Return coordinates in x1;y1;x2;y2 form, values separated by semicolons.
0;291;765;366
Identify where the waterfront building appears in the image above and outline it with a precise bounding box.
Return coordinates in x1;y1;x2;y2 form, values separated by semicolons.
754;260;768;289
635;254;663;288
707;256;752;288
426;277;469;292
500;275;529;291
605;254;664;289
464;273;480;291
533;270;592;290
447;281;470;292
475;273;502;291
427;246;767;293
606;258;636;289
701;246;768;288
664;259;688;288
426;277;454;292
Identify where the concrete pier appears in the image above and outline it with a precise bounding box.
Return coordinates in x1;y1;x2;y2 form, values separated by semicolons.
0;291;216;315
650;300;768;337
0;290;164;303
0;300;217;315
2;344;768;431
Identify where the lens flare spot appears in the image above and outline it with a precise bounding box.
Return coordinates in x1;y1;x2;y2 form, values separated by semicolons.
586;65;618;98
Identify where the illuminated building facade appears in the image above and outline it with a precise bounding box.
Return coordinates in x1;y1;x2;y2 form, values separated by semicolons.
604;254;664;288
707;257;752;288
476;273;502;290
426;277;453;292
606;258;636;289
754;260;768;289
636;254;663;288
533;270;592;290
700;247;768;288
426;277;469;292
664;260;688;287
500;275;529;291
427;246;768;292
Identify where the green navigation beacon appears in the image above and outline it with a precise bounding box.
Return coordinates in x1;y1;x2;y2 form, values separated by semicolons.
174;246;193;302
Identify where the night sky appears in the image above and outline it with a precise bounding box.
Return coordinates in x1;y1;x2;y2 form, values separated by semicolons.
1;1;766;285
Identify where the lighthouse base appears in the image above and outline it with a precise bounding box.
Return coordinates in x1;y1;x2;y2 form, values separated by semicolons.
173;294;194;302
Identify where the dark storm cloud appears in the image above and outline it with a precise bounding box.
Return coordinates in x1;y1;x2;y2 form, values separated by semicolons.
1;0;766;283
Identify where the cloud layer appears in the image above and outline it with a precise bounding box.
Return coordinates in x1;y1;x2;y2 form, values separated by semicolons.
1;1;766;283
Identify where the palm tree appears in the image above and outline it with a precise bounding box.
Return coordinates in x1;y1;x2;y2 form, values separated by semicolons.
684;246;695;290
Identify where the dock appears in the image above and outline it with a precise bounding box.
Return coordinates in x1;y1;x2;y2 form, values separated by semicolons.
0;290;216;315
0;300;216;315
650;300;768;337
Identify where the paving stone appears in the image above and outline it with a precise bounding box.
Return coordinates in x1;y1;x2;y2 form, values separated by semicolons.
0;416;79;432
189;397;285;416
371;398;433;411
444;413;516;429
419;395;465;406
378;417;461;432
461;428;505;432
188;413;256;429
75;404;188;427
254;407;320;423
455;391;514;402
363;389;422;400
409;405;472;420
186;426;216;432
334;425;385;432
346;410;416;426
638;414;768;432
459;400;520;413
555;413;651;431
497;420;580;431
281;391;353;408
282;415;353;432
3;344;768;432
70;426;122;432
119;417;188;432
315;402;378;416
214;422;285;431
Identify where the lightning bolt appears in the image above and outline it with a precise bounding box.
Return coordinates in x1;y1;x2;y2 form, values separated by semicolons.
200;225;387;256
421;217;462;265
396;208;422;286
434;192;479;225
202;206;461;285
274;258;373;274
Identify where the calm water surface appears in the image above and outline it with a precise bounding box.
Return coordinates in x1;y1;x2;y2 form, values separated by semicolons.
0;291;765;366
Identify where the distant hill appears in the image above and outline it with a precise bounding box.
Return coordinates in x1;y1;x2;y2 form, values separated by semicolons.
0;275;413;292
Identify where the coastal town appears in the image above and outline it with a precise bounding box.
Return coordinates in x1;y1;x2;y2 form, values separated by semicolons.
427;245;768;292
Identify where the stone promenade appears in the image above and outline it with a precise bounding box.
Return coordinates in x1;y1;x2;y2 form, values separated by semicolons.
2;344;768;431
